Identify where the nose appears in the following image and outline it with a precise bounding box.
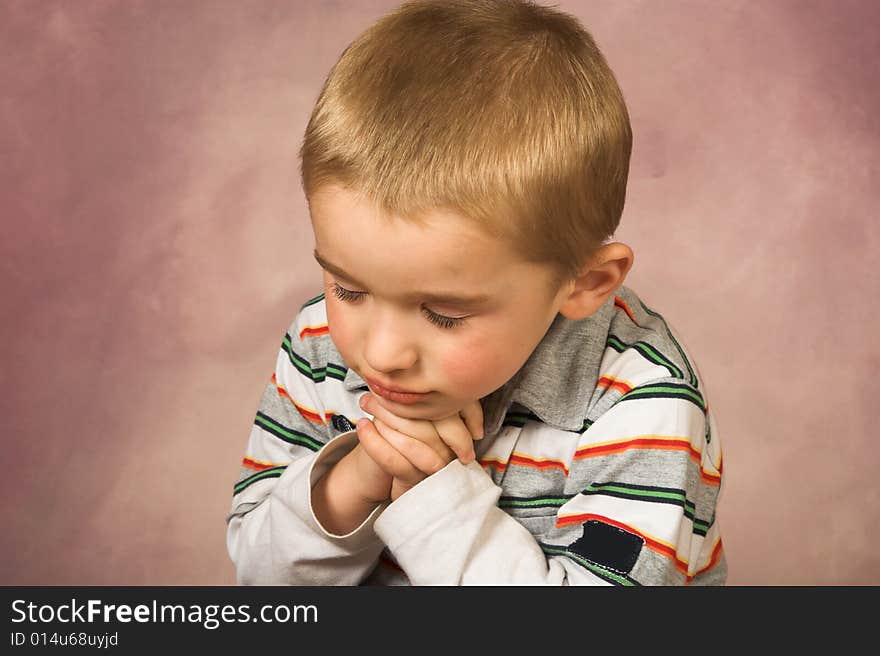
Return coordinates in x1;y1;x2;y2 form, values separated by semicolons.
361;305;418;374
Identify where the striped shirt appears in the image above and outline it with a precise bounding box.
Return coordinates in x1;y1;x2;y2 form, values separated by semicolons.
226;285;726;585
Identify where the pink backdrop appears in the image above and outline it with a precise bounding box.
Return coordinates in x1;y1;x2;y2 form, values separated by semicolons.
2;0;877;585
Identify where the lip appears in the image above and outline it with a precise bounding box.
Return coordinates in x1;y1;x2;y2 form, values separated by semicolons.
365;377;431;404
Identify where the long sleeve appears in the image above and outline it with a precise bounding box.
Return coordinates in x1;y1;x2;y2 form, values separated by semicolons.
226;307;385;585
373;378;725;585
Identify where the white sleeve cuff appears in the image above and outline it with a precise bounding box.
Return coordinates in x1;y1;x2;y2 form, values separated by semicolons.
305;429;389;545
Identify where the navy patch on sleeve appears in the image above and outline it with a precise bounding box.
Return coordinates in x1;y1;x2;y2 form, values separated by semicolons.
568;520;644;574
331;413;356;433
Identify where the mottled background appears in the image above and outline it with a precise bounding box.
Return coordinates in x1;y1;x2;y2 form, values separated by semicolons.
2;0;877;585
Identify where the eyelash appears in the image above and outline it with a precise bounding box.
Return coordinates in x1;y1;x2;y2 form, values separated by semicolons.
329;282;467;330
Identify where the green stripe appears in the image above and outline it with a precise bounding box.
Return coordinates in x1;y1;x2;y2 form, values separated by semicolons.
607;334;626;351
498;496;571;509
585;482;686;504
607;334;684;380
637;299;698;388
234;466;286;495
693;518;710;535
282;335;334;383
283;335;314;376
255;413;323;451
583;484;697;517
282;336;350;385
619;384;705;410
326;362;347;381
300;292;325;309
582;482;709;530
540;543;637;586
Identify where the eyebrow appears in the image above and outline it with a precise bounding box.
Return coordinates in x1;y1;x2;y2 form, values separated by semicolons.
313;250;493;306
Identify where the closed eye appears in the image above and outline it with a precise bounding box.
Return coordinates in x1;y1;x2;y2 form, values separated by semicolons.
329;282;364;303
329;282;468;330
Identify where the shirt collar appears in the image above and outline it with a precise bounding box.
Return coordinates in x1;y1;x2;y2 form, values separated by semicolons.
343;294;615;436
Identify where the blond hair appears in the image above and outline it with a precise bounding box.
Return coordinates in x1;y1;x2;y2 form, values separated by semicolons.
299;0;632;284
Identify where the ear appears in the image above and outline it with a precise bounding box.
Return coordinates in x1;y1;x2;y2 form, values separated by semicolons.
557;242;634;321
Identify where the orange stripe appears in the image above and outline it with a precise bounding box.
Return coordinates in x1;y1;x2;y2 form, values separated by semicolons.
509;452;569;476
576;436;721;486
480;453;569;476
614;296;639;326
242;456;282;472
597;375;633;395
691;537;724;581
490;442;720;485
576;436;700;463
271;373;328;425
479;458;508;473
299;324;330;340
557;512;689;576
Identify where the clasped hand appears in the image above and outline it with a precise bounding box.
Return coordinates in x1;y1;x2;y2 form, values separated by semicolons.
355;393;484;502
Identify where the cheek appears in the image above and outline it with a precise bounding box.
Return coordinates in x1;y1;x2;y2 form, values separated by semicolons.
325;298;354;355
439;337;508;397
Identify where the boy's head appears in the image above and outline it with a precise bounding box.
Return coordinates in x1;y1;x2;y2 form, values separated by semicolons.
300;0;634;419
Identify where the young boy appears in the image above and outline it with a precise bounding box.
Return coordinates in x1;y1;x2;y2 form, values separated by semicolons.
226;0;726;585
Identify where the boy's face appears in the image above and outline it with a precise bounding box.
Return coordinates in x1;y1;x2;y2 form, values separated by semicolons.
308;185;573;422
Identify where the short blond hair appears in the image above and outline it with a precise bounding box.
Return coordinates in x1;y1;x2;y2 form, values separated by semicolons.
299;0;632;284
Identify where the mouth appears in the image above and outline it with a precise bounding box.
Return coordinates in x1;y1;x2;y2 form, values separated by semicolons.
365;378;432;404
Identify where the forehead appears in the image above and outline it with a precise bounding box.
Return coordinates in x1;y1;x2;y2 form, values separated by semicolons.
308;186;523;290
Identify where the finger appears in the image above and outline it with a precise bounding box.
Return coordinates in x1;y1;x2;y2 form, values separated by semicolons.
458;399;485;440
373;418;450;475
361;393;454;463
431;414;476;464
356;418;426;483
360;393;438;442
